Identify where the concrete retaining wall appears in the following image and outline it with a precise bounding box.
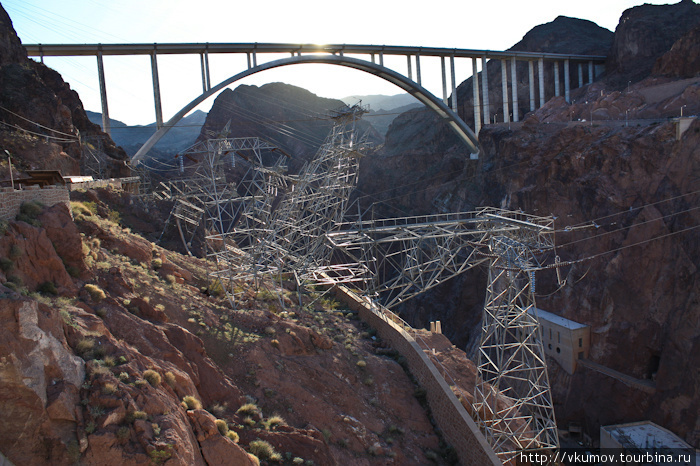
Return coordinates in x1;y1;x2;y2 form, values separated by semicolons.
0;185;70;221
333;285;501;466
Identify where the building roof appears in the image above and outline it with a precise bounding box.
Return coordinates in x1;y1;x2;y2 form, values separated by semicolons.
528;308;588;330
602;421;693;451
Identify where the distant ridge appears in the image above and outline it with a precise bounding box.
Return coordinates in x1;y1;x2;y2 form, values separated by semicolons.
86;110;206;157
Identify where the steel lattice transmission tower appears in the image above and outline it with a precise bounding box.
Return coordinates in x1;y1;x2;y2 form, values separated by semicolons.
473;233;559;463
180;105;560;462
206;103;371;298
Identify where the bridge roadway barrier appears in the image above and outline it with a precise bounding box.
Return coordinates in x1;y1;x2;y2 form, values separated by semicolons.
330;284;501;466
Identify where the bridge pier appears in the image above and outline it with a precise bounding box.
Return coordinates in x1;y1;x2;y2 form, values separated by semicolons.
441;57;448;105
528;61;535;112
588;60;594;84
481;57;490;124
151;49;163;130
578;63;583;88
472;57;482;134
450;56;457;113
96;50;110;136
554;61;560;97
501;59;509;123
511;57;518;122
416;53;422;86
407;55;413;81
564;59;571;103
538;58;545;108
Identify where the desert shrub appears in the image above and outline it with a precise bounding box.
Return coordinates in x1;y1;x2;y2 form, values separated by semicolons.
0;219;8;235
249;440;278;461
208;402;227;418
102;383;117;395
95;307;107;318
208;279;224;297
152;258;162;270
76;338;95;355
243;416;256;427
226;430;239;443
182;395;202;410
264;415;286;430
356;360;367;368
164;371;176;387
16;200;43;226
165;274;176;285
9;244;21;259
0;257;13;272
107;210;121;225
116;426;130;440
215;419;229;435
116;355;127;365
143;369;161;387
37;281;58;295
126;410;148;423
236;403;260;417
134;379;148;388
84;284;106;302
85;421;96;434
118;372;129;382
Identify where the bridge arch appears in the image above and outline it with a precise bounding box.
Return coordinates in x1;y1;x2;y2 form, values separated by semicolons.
131;54;480;164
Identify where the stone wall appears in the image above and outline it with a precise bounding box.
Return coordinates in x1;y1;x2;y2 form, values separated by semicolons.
332;285;501;466
0;185;70;221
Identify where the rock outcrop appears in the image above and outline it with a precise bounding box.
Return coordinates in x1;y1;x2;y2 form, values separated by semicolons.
0;4;128;180
606;0;700;87
652;23;700;78
198;83;382;173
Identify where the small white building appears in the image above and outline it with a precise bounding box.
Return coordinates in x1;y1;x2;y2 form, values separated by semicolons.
528;308;590;374
601;421;696;466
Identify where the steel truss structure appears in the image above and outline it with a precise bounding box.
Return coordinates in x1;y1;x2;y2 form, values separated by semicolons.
325;208;558;462
164;105;559;463
203;103;371;298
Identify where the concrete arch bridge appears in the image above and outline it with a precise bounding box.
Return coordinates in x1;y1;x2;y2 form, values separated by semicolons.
24;42;606;161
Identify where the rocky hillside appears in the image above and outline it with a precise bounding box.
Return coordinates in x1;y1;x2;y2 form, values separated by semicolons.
198;83;382;173
355;0;700;448
0;6;128;180
0;193;452;465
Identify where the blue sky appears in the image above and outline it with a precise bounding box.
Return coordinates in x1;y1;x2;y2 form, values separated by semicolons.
1;0;679;125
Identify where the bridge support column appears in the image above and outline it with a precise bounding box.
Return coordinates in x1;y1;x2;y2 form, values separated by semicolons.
406;55;413;81
151;49;163;130
416;54;422;86
538;58;545;108
554;61;560;97
200;54;208;92
588;60;594;84
450;56;457;113
578;63;583;88
472;57;482;134
481;56;490;124
564;59;570;103
511;57;518;122
379;52;384;67
501;59;509;123
528;60;535;112
96;50;110;136
441;56;448;105
371;53;375;64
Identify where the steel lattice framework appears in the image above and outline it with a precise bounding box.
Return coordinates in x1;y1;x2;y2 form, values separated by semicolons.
167;107;559;463
206;104;371;297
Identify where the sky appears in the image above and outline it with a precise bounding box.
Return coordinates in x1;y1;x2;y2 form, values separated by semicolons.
1;0;680;126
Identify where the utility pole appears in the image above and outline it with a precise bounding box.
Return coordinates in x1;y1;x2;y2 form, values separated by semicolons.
4;150;14;189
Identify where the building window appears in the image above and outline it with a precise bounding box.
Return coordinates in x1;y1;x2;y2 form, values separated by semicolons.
556;347;561;354
579;338;583;348
548;344;552;350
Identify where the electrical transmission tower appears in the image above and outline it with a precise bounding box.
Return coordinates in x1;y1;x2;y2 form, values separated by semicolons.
179;103;559;462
